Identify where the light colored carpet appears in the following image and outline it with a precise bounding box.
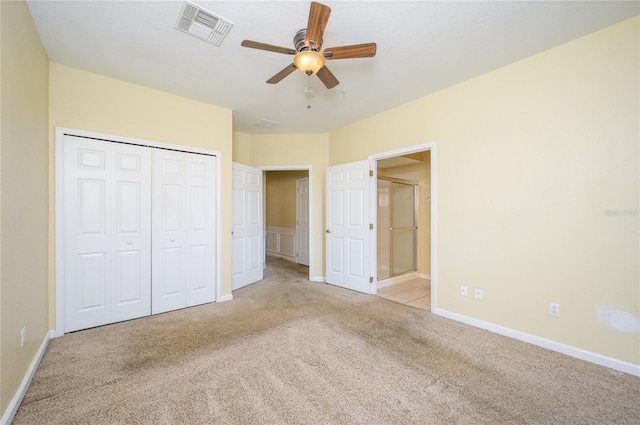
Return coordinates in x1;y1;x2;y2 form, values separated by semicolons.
14;258;640;424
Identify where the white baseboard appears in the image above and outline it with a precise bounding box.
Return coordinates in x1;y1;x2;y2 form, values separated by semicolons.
433;308;640;377
266;251;297;263
377;271;419;288
218;294;233;302
419;273;431;280
310;276;325;283
1;331;51;425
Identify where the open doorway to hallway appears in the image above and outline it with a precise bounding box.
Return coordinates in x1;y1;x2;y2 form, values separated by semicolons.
374;150;432;310
264;170;310;274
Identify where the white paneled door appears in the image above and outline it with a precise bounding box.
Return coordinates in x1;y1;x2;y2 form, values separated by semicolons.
325;160;373;294
64;136;152;332
232;162;263;290
296;177;310;266
152;150;216;314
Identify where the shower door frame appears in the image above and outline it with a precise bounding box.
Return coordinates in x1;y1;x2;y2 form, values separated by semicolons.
377;176;419;281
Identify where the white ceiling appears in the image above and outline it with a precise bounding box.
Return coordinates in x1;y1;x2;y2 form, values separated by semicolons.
27;1;639;134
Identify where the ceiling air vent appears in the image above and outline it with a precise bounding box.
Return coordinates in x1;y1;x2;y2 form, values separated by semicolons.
175;1;233;47
255;119;279;129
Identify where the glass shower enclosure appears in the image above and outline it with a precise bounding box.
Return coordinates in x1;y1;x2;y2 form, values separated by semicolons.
377;177;418;281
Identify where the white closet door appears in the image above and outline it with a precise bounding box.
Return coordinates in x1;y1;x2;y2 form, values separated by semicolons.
64;136;151;332
110;146;152;322
185;153;216;307
152;150;216;314
152;150;187;313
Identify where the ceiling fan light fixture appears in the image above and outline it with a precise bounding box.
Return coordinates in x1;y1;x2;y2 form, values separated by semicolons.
293;50;325;75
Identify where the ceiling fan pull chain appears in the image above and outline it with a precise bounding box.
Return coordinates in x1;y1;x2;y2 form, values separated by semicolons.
307;75;312;109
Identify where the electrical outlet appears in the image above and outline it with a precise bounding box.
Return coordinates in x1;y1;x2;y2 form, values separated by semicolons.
21;327;26;348
460;285;468;296
474;288;483;300
549;303;560;317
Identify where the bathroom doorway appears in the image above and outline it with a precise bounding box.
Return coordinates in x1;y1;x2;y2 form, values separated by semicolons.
375;150;432;310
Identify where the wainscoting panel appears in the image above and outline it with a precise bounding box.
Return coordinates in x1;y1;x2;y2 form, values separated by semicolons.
266;227;297;263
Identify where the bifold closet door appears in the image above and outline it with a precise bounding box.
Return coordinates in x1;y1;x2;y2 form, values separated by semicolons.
64;136;152;332
152;150;216;314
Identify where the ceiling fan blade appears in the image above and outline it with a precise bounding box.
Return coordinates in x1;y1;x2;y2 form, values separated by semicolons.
306;2;331;49
323;43;377;60
267;64;298;84
241;40;296;55
317;66;339;89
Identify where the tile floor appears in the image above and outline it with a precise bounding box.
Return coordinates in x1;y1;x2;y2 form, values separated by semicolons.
377;277;431;310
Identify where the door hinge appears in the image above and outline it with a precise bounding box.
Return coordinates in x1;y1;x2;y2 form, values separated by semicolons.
369;276;374;283
369;223;374;230
369;170;373;177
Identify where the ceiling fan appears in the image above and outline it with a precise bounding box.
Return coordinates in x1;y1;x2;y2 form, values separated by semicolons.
241;1;376;89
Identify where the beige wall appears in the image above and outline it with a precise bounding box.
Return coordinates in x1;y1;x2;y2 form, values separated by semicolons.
330;17;639;365
265;170;309;229
0;0;50;416
48;63;234;328
378;151;431;276
232;131;252;164
232;132;329;279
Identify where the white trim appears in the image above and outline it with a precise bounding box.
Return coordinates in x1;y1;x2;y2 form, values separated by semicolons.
215;147;223;303
419;273;431;280
369;142;437;311
55;127;217;156
369;160;378;294
54;127;222;336
434;308;640;377
258;165;313;281
310;276;325;283
1;331;51;425
54;128;65;338
217;294;234;302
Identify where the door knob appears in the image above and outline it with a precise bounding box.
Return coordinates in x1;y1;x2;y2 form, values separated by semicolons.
126;241;132;245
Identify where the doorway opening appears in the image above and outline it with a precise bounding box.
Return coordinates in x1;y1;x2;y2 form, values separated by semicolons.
372;148;433;311
261;167;312;281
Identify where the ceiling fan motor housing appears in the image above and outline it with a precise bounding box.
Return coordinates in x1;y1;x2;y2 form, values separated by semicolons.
294;29;322;52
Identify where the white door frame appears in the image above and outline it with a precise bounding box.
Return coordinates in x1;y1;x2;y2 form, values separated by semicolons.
54;127;222;337
258;165;313;281
369;142;437;312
